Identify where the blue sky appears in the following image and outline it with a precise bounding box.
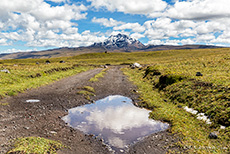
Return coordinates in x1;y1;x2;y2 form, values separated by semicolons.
0;0;230;54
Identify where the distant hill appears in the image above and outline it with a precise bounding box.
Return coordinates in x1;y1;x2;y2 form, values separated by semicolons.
142;44;221;51
0;46;106;60
0;33;223;60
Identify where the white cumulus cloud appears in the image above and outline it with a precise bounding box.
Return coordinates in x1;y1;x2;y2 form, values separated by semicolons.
130;33;145;40
2;0;230;53
114;23;145;33
46;0;66;3
166;0;230;20
88;0;167;15
0;0;93;51
31;3;87;21
92;17;124;27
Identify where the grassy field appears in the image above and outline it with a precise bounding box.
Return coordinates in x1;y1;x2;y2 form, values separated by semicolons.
120;48;230;153
0;60;92;100
1;47;230;153
123;67;229;153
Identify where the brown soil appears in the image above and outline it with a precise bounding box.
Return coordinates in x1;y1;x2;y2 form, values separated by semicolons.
0;66;182;154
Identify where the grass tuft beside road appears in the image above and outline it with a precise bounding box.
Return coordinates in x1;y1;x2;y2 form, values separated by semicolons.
77;86;96;101
82;86;95;93
89;68;108;82
7;137;65;154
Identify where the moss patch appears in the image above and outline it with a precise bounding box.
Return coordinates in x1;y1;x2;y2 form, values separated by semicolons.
7;137;65;154
0;102;9;106
77;90;96;96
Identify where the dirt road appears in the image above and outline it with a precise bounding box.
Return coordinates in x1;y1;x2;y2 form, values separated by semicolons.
0;66;181;154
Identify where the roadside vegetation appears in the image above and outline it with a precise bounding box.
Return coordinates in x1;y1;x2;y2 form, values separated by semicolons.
77;86;96;101
82;86;95;93
121;48;230;153
89;68;108;82
123;67;229;153
1;47;230;153
7;137;65;154
0;60;92;100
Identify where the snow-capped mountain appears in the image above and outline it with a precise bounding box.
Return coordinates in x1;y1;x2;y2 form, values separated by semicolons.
0;33;221;59
92;33;145;50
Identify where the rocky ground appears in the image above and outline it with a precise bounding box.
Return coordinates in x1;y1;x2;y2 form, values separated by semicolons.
0;66;182;154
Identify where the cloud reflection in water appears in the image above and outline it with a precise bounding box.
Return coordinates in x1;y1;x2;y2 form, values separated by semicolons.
62;95;169;152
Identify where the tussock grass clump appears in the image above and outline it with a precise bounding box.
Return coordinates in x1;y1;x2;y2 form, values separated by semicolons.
43;66;75;75
143;66;161;79
77;86;96;101
89;69;107;82
7;137;65;154
82;86;95;93
156;74;185;90
0;102;9;106
142;66;186;89
77;90;96;96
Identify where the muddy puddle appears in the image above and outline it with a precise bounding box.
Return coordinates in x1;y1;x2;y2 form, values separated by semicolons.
62;95;169;153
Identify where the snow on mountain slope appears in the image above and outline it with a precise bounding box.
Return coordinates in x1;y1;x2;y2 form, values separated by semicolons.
92;34;145;50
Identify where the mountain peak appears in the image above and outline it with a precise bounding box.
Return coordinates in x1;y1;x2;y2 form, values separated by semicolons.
92;33;145;50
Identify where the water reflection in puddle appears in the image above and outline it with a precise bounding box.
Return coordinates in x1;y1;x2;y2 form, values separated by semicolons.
26;99;40;103
62;95;169;153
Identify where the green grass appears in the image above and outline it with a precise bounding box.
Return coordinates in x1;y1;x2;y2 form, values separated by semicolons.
89;68;107;82
77;90;96;96
67;48;230;65
141;65;230;140
1;47;230;153
0;102;9;106
77;86;96;100
70;48;230;87
155;54;230;87
82;86;95;93
0;62;92;99
7;137;65;154
141;60;230;132
123;67;229;153
164;79;230;127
